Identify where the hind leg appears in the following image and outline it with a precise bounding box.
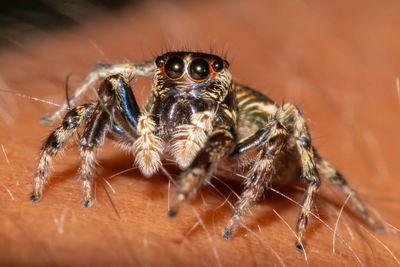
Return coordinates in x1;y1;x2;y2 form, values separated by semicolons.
315;153;385;232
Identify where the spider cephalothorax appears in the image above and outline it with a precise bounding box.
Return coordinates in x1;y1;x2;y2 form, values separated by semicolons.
31;51;384;251
148;52;236;171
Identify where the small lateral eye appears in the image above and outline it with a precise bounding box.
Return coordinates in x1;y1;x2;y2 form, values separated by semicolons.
189;58;210;81
212;58;224;72
165;57;184;79
155;56;165;68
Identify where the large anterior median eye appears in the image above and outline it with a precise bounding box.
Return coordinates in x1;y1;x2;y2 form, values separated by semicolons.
165;57;184;79
189;58;210;81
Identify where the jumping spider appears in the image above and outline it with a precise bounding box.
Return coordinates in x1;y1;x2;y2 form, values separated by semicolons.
31;51;384;251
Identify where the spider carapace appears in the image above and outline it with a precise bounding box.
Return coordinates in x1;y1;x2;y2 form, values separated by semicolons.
31;51;384;251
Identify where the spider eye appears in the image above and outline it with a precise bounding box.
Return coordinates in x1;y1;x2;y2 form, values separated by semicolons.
189;59;210;81
155;56;165;68
165;57;184;79
212;59;224;72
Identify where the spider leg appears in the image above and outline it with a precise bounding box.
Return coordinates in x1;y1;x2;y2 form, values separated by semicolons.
78;105;112;207
275;103;321;251
41;61;155;125
231;86;321;250
73;73;143;207
223;121;288;239
31;103;96;202
32;74;142;205
168;125;235;217
315;152;385;232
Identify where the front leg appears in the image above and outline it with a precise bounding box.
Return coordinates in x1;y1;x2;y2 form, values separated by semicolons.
79;106;111;207
168;124;235;217
32;74;143;205
31;104;95;202
41;61;155;125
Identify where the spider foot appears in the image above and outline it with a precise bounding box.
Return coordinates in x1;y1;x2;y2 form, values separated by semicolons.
82;180;94;208
368;217;386;233
31;178;43;203
356;207;386;233
167;209;177;218
29;193;41;202
375;225;386;233
168;193;186;218
295;242;305;252
168;170;203;218
222;214;241;240
222;228;232;240
83;198;94;208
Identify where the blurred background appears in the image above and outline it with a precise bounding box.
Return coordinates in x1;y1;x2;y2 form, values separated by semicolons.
0;0;136;48
0;0;399;266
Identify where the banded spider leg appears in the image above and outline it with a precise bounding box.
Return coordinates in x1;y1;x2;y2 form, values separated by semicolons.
31;74;142;206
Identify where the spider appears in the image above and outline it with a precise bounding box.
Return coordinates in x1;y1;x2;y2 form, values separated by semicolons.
31;51;384;251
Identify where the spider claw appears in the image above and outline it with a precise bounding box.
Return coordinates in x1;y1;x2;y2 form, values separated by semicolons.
295;242;305;252
167;209;177;218
372;223;386;233
168;192;187;219
366;216;386;233
222;228;232;240
172;192;185;211
30;194;41;202
83;199;94;208
375;226;386;233
223;214;240;238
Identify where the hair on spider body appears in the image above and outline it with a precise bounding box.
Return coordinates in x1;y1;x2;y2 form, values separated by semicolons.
31;51;385;251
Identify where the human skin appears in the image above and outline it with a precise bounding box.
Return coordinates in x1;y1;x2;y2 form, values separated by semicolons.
0;0;399;266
